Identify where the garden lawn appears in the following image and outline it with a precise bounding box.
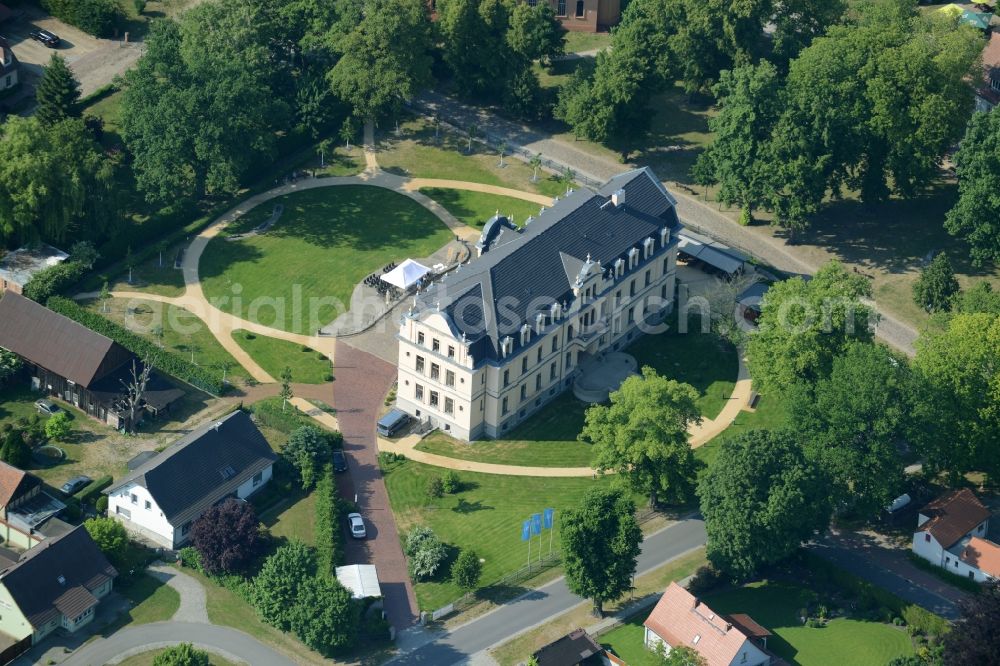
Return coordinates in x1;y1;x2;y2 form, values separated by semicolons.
694;395;790;472
383;458;614;610
378;116;570;198
704;581;915;666
200;185;454;333
109;246;188;297
420;188;544;228
260;491;317;547
85;297;250;383
232;331;331;384
563;31;611;53
416;393;593;467
117;573;181;625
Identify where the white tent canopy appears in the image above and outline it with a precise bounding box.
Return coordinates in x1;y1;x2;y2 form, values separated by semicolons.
335;564;382;599
381;258;430;290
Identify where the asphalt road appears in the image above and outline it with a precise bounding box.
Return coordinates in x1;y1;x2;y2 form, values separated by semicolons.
392;517;707;665
58;622;295;666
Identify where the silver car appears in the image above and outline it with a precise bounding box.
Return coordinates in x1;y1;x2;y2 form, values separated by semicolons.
347;512;366;539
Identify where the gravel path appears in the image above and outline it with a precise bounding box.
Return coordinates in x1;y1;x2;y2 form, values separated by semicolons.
147;563;209;624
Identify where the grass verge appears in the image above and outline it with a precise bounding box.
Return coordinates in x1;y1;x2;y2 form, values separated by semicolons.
232;331;331;384
419;187;544;228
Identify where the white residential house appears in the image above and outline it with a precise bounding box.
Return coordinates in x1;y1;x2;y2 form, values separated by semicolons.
911;488;998;583
644;583;773;666
105;410;276;549
396;167;681;441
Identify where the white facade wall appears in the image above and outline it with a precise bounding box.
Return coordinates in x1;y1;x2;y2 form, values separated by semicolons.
643;627;770;666
940;550;998;583
108;483;176;549
397;240;678;441
911;531;946;566
236;465;273;499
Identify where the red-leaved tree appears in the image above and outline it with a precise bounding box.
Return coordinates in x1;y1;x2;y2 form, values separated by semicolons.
190;498;261;575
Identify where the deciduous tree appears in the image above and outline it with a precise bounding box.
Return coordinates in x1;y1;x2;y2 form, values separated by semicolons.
251;540;316;630
945;105;1000;267
288;575;360;654
698;429;831;580
283;425;332;489
560;487;642;617
955;281;1000;315
913;253;959;313
0;349;22;385
452;549;483;590
44;412;73;442
84;516;130;569
190;498;262;575
943;580;1000;665
582;367;700;507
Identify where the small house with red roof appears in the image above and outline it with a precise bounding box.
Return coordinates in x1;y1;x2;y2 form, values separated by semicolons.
912;488;997;583
976;32;1000;112
643;582;773;666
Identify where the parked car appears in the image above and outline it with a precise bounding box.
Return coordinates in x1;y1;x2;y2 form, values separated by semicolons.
29;29;60;48
347;512;366;539
60;475;92;495
332;450;348;473
35;399;62;416
377;408;411;437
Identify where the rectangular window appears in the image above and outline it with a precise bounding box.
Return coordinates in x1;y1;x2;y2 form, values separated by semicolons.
253;471;263;486
537;348;543;364
432;338;440;352
418;331;425;345
415;383;424;401
535;375;542;391
520;385;527;400
416;356;425;373
431;363;440;380
925;533;931;542
992;77;1000;92
130;493;137;505
615;290;622;307
663;257;669;274
630;280;636;297
502;397;509;415
430;391;439;408
565;351;572;367
575;0;584;17
550;362;557;380
116;506;131;519
552;337;558;353
503;369;510;387
521;358;528;374
645;269;651;287
144;500;151;510
444;397;454;414
448;345;456;359
628;307;635;324
445;370;455;387
557;0;566;15
181;522;191;536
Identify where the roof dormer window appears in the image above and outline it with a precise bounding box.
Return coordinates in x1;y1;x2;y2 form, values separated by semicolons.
536;312;546;334
628;247;640;269
551;302;562;321
615;258;625;278
660;227;669;246
501;336;514;358
520;324;531;346
644;237;655;259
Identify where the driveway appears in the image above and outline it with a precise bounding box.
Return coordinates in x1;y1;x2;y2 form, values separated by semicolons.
809;528;969;620
2;4;141;98
392;517;708;665
332;341;419;631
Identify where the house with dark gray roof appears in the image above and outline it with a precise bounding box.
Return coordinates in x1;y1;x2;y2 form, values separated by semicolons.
105;410;276;549
396;168;681;440
0;291;184;429
0;525;117;655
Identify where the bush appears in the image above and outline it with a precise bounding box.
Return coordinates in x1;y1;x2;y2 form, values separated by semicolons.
738;206;753;226
404;526;438;557
44;411;73;441
314;466;344;577
426;476;444;499
95;495;108;513
73;475;113;503
178;546;202;571
46;297;226;395
40;0;125;38
250;399;315;434
442;470;461;494
410;540;448;580
452;549;482;590
23;261;86;303
244;332;256;340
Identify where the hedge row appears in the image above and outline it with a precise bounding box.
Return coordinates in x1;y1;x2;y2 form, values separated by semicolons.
46;296;227;395
73;475;113;504
40;0;125;38
314;466;344;578
251;398;318;435
23;262;87;304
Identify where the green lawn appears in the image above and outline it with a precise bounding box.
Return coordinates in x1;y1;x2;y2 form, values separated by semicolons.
563;31;611;53
200;185;454;333
600;615;661;666
260;491;317;547
626;317;738;419
117;573;181;625
416;393;594;467
383;458;615;610
694;394;790;472
232;330;331;384
84;297;250;384
419;188;545;228
377;115;570;197
109;247;188;297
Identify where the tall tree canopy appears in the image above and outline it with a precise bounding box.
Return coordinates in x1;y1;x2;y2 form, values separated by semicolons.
746;261;875;394
561;487;642;617
0;117;121;246
788;342;909;516
945;106;1000;267
699;429;831;580
910;312;1000;481
190;498;262;575
120;5;290;204
582;367;701;507
912;252;960;313
35;54;81;127
943;580;1000;665
327;0;432;122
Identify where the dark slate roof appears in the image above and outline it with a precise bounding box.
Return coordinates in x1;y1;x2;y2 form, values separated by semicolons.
533;628;603;666
415;168;679;361
0;525;117;629
106;410;277;526
0;291;135;388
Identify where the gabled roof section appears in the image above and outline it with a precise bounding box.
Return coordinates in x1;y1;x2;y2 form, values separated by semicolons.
0;291;135;388
416;169;679;361
918;489;991;549
0;525;117;629
644;582;763;666
106;410;277;526
533;627;603;666
960;536;1000;578
0;461;39;508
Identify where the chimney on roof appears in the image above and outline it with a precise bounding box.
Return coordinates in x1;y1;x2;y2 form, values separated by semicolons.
693;598;700;608
57;575;66;586
612;189;625;207
214;421;223;432
725;623;732;632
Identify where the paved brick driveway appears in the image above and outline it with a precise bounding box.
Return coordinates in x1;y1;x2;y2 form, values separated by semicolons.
332;341;418;630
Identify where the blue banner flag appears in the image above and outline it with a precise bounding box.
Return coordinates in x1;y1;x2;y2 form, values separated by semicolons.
543;508;554;529
521;519;531;541
531;513;543;536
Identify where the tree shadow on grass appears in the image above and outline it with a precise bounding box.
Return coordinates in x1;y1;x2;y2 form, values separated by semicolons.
452;498;493;514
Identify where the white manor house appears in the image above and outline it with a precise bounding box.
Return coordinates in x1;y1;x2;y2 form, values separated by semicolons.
396;168;681;441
